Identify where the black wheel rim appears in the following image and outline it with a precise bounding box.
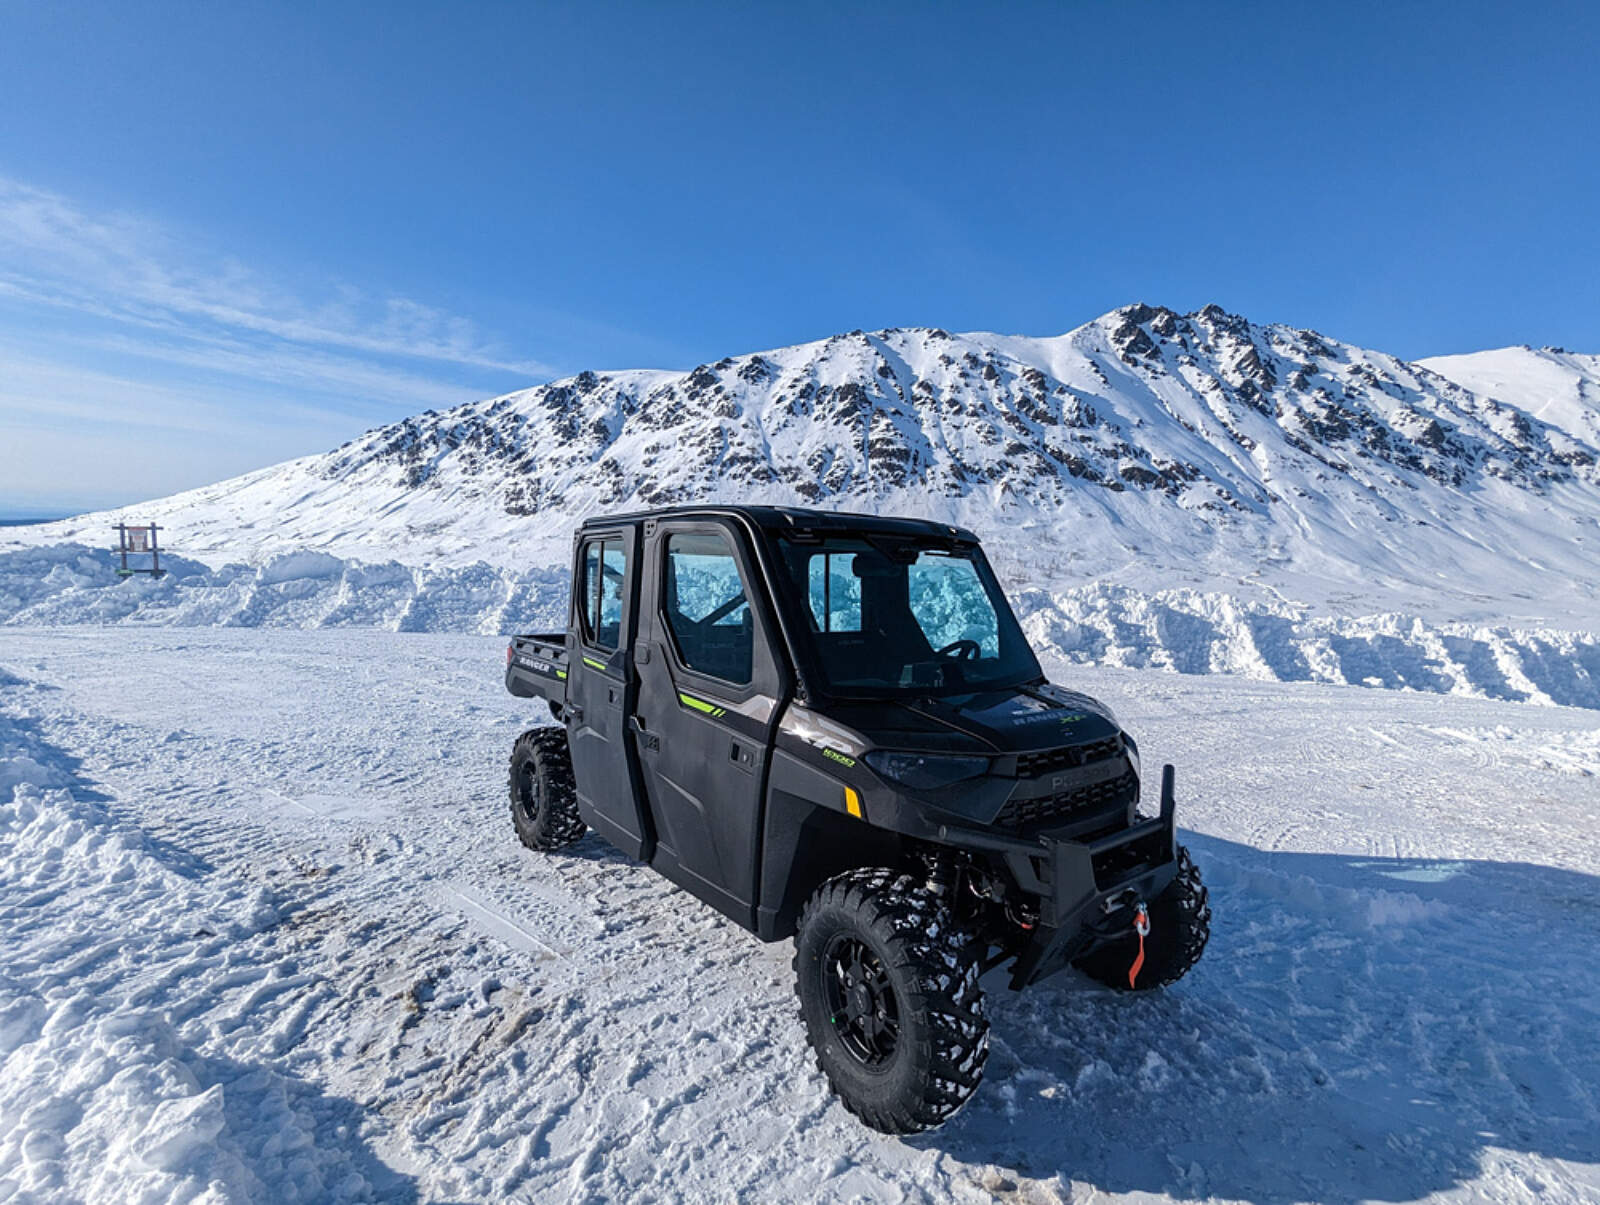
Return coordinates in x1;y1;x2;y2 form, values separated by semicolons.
822;935;899;1066
516;761;543;822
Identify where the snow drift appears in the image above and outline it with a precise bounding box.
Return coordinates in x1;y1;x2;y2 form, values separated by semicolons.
5;543;1596;710
0;696;392;1203
0;544;570;635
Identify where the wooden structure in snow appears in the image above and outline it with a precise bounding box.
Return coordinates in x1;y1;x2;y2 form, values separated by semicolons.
114;523;166;578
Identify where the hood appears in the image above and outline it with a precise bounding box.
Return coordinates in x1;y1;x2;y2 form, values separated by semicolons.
831;684;1121;756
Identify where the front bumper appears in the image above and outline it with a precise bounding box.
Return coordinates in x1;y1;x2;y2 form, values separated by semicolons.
930;765;1182;989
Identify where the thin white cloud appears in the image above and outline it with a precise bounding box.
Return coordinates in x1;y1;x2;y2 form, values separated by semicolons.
0;347;404;439
11;326;487;416
0;177;554;377
0;176;566;509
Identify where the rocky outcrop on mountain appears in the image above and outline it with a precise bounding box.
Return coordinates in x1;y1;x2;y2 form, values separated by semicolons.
310;305;1598;530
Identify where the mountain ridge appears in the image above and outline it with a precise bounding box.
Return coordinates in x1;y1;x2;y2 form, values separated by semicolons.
11;303;1599;627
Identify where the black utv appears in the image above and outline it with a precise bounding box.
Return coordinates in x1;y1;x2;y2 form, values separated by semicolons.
504;505;1209;1133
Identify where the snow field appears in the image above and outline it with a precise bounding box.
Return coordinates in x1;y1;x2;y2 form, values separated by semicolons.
0;629;1596;1203
0;683;401;1202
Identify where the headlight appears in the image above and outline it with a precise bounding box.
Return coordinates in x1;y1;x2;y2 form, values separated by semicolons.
864;750;990;791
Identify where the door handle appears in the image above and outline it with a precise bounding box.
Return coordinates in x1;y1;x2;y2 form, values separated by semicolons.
629;714;659;752
567;704;585;723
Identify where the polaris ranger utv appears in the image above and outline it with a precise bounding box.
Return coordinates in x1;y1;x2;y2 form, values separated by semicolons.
504;505;1209;1133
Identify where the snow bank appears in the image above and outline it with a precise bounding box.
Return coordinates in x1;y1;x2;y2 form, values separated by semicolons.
3;544;1597;710
1015;582;1600;710
0;543;569;635
0;695;385;1203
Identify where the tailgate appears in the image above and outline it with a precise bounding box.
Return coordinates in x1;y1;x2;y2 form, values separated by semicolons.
506;633;569;701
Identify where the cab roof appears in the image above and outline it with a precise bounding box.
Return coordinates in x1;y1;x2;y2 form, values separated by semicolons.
577;504;978;544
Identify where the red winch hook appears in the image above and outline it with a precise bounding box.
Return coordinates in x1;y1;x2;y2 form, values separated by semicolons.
1128;902;1151;988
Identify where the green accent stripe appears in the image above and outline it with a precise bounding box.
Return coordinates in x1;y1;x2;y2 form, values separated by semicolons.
677;692;728;719
582;655;607;671
555;668;568;680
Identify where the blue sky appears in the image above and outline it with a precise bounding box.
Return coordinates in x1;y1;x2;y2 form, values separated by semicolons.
2;1;1596;513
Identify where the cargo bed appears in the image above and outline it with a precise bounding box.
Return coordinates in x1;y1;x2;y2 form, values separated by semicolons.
506;632;568;703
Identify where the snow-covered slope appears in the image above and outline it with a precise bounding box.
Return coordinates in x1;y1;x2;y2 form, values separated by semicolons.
11;305;1600;625
1420;344;1600;450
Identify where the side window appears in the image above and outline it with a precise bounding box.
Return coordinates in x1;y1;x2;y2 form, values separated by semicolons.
807;552;863;632
663;532;753;686
579;537;627;652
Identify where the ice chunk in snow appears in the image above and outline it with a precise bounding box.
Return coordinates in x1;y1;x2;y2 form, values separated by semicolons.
0;755;63;795
256;550;346;585
231;886;283;938
133;1084;227;1172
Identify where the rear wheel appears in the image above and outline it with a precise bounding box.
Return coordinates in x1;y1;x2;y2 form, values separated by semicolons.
794;869;989;1134
508;726;584;850
1075;844;1210;990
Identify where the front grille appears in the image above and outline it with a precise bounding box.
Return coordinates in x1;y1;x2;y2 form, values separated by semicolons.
1016;736;1122;778
996;768;1138;829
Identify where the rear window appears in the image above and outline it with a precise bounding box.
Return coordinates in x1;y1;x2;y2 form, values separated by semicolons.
579;537;627;651
807;551;863;633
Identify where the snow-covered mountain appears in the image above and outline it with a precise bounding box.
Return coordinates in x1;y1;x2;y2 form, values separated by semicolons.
16;304;1600;625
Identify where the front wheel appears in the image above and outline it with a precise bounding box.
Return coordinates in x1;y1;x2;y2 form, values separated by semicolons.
793;869;989;1134
1075;844;1210;991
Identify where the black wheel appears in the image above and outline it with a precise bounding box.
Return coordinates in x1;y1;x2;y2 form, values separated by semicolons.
508;726;584;850
794;869;989;1134
1075;844;1210;991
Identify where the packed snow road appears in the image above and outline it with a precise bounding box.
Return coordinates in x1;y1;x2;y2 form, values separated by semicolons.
1;627;1596;1204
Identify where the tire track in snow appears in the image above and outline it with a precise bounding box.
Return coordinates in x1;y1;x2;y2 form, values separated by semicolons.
436;882;564;962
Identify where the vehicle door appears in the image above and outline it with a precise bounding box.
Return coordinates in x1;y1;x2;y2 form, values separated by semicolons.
566;527;650;859
634;518;786;926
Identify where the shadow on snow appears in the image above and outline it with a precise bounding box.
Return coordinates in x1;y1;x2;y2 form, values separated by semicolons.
914;833;1600;1203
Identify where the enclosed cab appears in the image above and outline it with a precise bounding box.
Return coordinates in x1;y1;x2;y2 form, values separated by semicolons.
505;505;1209;1132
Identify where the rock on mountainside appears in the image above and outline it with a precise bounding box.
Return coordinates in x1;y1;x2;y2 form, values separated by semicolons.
14;304;1600;625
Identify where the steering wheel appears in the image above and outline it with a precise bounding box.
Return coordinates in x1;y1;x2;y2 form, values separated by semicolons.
937;638;981;661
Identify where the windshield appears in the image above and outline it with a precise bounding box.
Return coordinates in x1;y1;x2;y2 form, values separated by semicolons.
775;535;1041;698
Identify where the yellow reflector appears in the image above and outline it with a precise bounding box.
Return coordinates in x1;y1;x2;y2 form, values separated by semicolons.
844;786;863;819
